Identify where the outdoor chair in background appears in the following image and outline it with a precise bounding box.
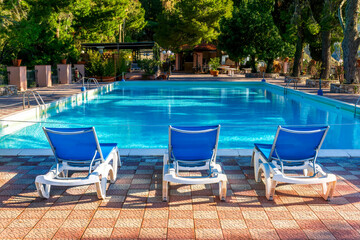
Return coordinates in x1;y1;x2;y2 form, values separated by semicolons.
35;127;121;199
162;125;227;201
251;125;336;201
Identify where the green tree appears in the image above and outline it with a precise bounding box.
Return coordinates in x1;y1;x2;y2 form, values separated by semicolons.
273;0;321;77
0;0;146;67
307;0;342;79
155;0;232;50
339;0;360;84
219;0;294;73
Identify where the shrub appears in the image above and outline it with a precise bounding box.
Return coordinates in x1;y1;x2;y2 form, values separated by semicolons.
137;59;161;75
209;57;221;70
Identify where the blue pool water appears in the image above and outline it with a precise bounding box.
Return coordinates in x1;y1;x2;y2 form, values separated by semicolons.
1;81;360;149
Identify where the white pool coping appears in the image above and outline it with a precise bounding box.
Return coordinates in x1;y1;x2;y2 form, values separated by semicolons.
0;148;359;158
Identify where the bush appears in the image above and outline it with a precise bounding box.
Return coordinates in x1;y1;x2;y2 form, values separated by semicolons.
85;50;115;77
137;59;161;75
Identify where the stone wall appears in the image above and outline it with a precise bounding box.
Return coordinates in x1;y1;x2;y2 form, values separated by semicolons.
0;85;18;96
330;83;360;94
245;73;279;79
306;79;339;88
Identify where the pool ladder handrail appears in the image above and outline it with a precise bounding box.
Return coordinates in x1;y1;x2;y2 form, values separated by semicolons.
284;78;298;94
87;78;100;88
22;90;45;109
354;95;360;117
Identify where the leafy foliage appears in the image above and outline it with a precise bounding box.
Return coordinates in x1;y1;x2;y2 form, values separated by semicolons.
209;57;221;70
137;58;160;74
219;0;294;72
0;0;146;67
155;0;233;50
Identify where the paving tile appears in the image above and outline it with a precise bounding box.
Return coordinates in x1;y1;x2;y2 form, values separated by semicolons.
35;218;66;228
139;227;167;239
111;227;140;239
24;227;58;239
0;227;32;239
249;229;279;240
195;228;223;239
115;218;143;228
220;219;247;229
193;210;218;219
82;227;113;239
271;220;299;229
246;219;274;229
303;229;336;240
167;228;195;239
276;228;307;240
6;218;38;228
168;219;194;228
52;227;85;239
142;218;168;228
169;210;193;219
222;228;251;239
194;219;221;229
143;210;168;219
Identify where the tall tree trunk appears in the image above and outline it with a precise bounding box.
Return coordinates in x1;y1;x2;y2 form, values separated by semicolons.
341;0;360;84
266;58;274;73
320;30;331;79
250;55;257;73
292;35;303;77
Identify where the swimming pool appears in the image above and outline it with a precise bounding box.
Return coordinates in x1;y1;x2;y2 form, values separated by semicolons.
1;81;360;149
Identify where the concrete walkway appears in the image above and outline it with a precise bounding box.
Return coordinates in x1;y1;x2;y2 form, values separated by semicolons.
1;73;360;119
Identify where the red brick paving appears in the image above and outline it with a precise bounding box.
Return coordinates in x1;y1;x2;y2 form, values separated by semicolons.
0;155;359;239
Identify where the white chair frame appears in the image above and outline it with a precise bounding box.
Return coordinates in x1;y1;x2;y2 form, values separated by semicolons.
162;126;227;202
250;126;337;201
35;127;121;199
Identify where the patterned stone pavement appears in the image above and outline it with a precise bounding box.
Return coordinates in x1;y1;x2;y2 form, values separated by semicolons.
0;155;360;239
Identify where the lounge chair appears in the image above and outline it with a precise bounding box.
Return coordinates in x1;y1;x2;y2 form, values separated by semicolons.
251;125;336;200
35;127;121;199
162;125;227;201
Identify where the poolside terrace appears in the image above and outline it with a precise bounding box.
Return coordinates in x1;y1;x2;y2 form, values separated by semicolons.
1;74;360;239
0;154;359;239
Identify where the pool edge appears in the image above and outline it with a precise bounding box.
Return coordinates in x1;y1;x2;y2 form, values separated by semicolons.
0;148;358;158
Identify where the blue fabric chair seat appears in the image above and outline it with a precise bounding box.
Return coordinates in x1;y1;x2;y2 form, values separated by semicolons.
254;143;305;167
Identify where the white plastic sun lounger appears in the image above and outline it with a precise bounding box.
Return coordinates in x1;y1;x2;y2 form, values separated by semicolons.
163;125;227;201
251;125;336;201
35;127;121;199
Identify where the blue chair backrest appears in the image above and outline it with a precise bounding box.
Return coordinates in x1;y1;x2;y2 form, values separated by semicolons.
271;126;329;161
169;125;220;161
43;127;102;161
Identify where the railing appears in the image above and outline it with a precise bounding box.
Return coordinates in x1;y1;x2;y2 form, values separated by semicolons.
284;78;298;94
86;78;100;88
22;90;45;109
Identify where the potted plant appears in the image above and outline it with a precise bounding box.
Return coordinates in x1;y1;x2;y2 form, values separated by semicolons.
209;57;220;76
11;52;22;67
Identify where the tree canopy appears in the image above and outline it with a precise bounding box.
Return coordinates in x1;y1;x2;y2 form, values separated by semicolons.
218;0;294;72
155;0;233;50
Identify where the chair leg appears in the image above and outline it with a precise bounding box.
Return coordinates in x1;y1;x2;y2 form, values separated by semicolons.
253;150;260;182
321;181;336;201
266;180;277;201
219;180;227;201
250;150;255;167
35;182;51;199
162;180;169;202
96;176;108;200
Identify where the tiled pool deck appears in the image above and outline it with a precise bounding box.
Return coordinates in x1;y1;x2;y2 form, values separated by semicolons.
0;154;360;239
